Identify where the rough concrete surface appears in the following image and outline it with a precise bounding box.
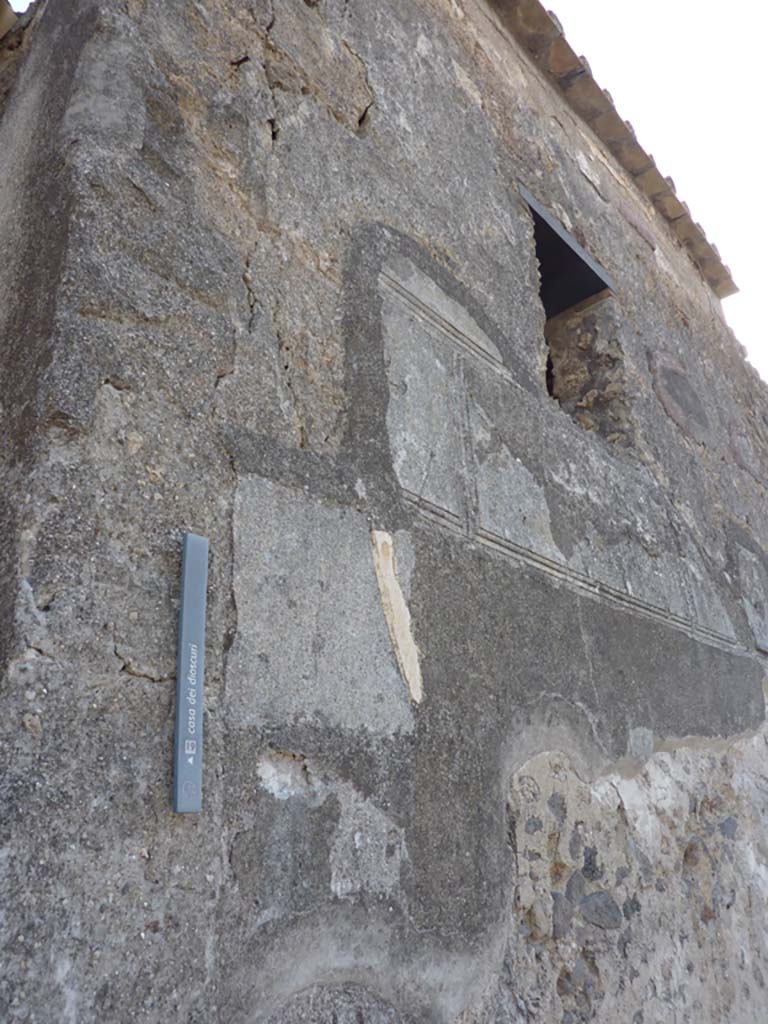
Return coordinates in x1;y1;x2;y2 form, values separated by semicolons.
1;0;768;1021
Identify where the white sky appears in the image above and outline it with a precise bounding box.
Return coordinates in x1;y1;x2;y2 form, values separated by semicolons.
554;1;768;383
7;1;767;382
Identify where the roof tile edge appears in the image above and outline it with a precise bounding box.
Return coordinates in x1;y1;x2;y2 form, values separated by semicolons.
490;0;738;299
0;1;16;42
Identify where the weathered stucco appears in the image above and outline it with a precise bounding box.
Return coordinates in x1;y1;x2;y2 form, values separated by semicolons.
1;1;768;1021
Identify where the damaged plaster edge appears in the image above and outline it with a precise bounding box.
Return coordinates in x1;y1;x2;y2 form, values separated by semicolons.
642;673;768;759
597;720;768;783
513;721;768;801
256;749;317;801
509;680;768;790
370;529;423;704
650;722;768;759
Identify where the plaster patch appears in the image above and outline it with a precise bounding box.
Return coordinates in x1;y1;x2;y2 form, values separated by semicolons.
330;785;406;899
257;752;313;801
381;285;465;520
371;530;423;703
228;478;414;736
684;554;736;640
470;405;562;563
628;725;654;762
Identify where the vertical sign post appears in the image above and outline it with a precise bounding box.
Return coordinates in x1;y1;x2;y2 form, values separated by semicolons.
173;532;209;813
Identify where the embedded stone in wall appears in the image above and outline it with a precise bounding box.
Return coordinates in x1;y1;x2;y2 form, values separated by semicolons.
488;736;768;1021
730;421;766;482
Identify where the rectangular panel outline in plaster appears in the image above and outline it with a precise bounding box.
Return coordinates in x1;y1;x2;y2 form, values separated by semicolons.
379;260;483;533
397;483;739;652
379;268;518;388
473;525;737;650
378;249;735;651
173;532;209;813
519;184;616;292
378;272;512;380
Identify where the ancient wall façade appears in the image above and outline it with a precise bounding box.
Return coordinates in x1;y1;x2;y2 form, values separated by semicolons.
2;2;768;1021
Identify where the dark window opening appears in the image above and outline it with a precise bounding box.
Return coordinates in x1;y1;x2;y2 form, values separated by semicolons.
521;184;615;320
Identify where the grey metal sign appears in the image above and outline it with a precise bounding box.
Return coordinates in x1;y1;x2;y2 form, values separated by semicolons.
173;532;209;813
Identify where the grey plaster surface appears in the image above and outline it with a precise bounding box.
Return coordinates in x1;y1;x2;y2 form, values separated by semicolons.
382;266;467;523
228;476;414;737
738;545;768;653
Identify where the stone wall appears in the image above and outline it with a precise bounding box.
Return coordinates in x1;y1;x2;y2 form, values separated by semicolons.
1;1;767;1022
